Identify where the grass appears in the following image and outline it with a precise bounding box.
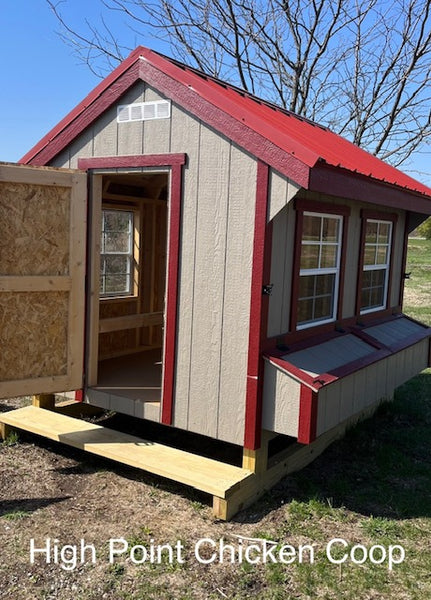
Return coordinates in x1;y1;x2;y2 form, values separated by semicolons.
404;237;431;325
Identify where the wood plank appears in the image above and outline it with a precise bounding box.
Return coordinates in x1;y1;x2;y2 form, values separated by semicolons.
87;175;103;386
99;312;163;333
32;394;55;409
0;163;79;186
92;105;118;157
267;168;300;222
268;208;289;338
0;406;253;498
68;173;87;391
0;276;71;292
0;375;74;400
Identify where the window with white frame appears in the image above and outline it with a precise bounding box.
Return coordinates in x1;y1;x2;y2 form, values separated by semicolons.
297;212;343;328
100;209;134;297
360;219;392;313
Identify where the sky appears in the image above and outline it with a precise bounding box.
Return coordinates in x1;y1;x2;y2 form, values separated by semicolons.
0;0;169;163
1;0;431;186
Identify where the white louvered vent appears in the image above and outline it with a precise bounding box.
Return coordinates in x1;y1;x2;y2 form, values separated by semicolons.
117;100;171;123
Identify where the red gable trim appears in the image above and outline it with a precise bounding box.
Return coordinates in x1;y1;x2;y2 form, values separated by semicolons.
21;48;144;166
21;48;310;187
137;59;311;187
21;45;431;211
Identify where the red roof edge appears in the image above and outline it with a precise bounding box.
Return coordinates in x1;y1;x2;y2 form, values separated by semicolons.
20;47;145;165
310;161;431;214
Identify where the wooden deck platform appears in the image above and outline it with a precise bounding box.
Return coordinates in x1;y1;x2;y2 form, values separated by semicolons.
0;406;253;499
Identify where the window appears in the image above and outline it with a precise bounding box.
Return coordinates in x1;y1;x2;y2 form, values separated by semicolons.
360;219;392;313
100;209;134;297
297;212;343;328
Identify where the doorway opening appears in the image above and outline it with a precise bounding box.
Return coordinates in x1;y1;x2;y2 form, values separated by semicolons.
86;171;169;422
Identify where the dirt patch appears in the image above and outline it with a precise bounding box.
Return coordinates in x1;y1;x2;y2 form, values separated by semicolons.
0;398;279;599
2;393;431;599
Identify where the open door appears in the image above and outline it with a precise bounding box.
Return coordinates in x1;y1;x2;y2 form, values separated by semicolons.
0;163;87;398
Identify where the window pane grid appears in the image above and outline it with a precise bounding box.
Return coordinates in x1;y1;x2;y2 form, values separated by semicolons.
297;212;342;328
360;219;392;313
100;209;134;297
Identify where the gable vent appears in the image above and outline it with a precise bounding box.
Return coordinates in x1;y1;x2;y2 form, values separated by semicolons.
117;100;171;123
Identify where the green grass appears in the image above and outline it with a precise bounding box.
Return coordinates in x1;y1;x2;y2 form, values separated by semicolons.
1;430;19;447
2;510;30;521
404;237;431;325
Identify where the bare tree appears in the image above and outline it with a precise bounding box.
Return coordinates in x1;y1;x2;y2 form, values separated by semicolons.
47;0;431;167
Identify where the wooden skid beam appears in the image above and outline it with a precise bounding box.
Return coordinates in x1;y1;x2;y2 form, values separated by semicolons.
32;394;56;410
213;410;380;520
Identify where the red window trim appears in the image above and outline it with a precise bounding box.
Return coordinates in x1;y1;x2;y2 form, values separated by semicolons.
78;153;186;426
290;199;351;332
355;210;398;317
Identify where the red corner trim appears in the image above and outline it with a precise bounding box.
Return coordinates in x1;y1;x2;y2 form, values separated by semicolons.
298;385;318;444
244;161;270;450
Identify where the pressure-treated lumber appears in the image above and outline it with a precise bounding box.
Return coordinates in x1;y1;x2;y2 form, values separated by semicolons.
0;422;12;441
32;394;56;409
0;406;253;499
213;400;393;520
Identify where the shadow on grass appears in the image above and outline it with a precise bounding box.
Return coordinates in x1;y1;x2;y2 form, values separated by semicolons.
0;496;72;517
238;370;431;523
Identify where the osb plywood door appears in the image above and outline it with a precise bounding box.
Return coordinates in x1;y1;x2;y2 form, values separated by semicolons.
0;163;87;398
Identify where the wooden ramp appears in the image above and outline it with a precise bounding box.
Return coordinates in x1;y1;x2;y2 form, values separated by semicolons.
0;406;253;499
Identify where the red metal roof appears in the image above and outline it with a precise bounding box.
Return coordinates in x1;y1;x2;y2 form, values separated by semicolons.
21;46;431;205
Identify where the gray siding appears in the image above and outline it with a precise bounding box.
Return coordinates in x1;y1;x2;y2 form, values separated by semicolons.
262;360;301;437
267;200;296;338
316;338;429;436
51;81;256;445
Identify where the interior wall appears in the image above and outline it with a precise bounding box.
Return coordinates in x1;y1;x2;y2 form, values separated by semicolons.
97;173;168;362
